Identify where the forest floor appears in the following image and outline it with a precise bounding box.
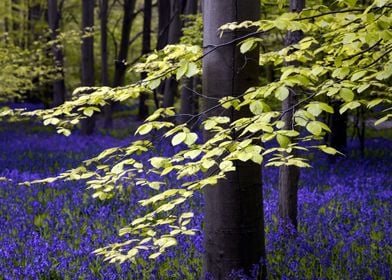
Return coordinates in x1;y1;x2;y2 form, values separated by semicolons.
0;118;391;279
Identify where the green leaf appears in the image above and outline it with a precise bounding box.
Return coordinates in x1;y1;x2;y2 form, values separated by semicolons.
275;86;289;101
374;115;390;126
339;101;361;114
339;88;354;102
137;123;153;135
278;130;299;137
184;149;202;159
185;62;198;78
83;107;95;117
376;63;392;80
318;102;334;114
149;252;162;259
277;134;290;148
320;146;339;155
201;159;215;170
172;132;187;146
184;132;198;146
237;151;252;162
150;157;165;169
306;121;322;136
357;84;370;93
332;67;350;79
307;103;322;117
176;61;188;80
249;100;264;115
219;160;235;171
367;99;383;109
350;70;367;81
148;78;161;90
240;40;255;54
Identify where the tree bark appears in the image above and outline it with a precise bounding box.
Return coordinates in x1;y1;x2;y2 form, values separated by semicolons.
277;0;305;230
178;0;198;124
99;0;109;86
48;0;66;107
157;0;170;50
81;0;95;135
138;0;152;120
162;0;185;108
327;101;347;157
113;0;136;87
202;0;266;278
104;0;136;128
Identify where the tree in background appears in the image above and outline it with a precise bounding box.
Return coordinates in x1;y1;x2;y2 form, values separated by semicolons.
278;0;305;230
138;0;152;120
48;0;66;107
80;0;95;135
99;0;109;87
104;0;137;128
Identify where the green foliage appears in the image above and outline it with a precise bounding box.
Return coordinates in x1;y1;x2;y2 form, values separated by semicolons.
10;0;392;266
180;14;203;46
0;39;56;102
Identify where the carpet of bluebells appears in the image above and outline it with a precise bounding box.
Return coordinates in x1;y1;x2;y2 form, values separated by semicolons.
0;119;391;279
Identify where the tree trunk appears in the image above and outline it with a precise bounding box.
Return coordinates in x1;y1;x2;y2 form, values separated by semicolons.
113;0;136;87
178;77;194;123
81;0;95;135
328;101;347;158
99;0;109;86
47;0;66;107
202;0;266;278
157;0;170;50
104;0;136;128
277;0;305;230
178;0;198;124
138;0;152;120
162;0;185;108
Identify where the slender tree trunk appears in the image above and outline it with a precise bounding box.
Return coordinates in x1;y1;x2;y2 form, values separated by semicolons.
99;0;109;86
178;0;198;124
113;0;136;87
104;0;136;128
202;0;266;278
48;0;66;107
277;0;305;230
153;0;170;108
81;0;95;135
157;0;170;50
162;0;185;108
327;101;347;158
138;0;152;120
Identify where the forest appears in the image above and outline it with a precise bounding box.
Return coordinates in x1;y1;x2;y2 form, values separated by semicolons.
0;0;391;279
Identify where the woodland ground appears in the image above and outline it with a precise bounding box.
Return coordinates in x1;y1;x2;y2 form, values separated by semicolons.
0;115;391;279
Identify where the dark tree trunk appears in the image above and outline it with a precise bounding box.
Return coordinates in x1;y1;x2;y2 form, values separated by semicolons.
202;0;266;278
178;77;194;123
157;0;170;50
328;101;347;157
153;0;170;108
99;0;109;86
104;0;136;128
162;0;185;108
178;0;198;124
81;0;95;135
113;0;136;87
138;0;152;120
277;0;305;230
48;0;66;107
